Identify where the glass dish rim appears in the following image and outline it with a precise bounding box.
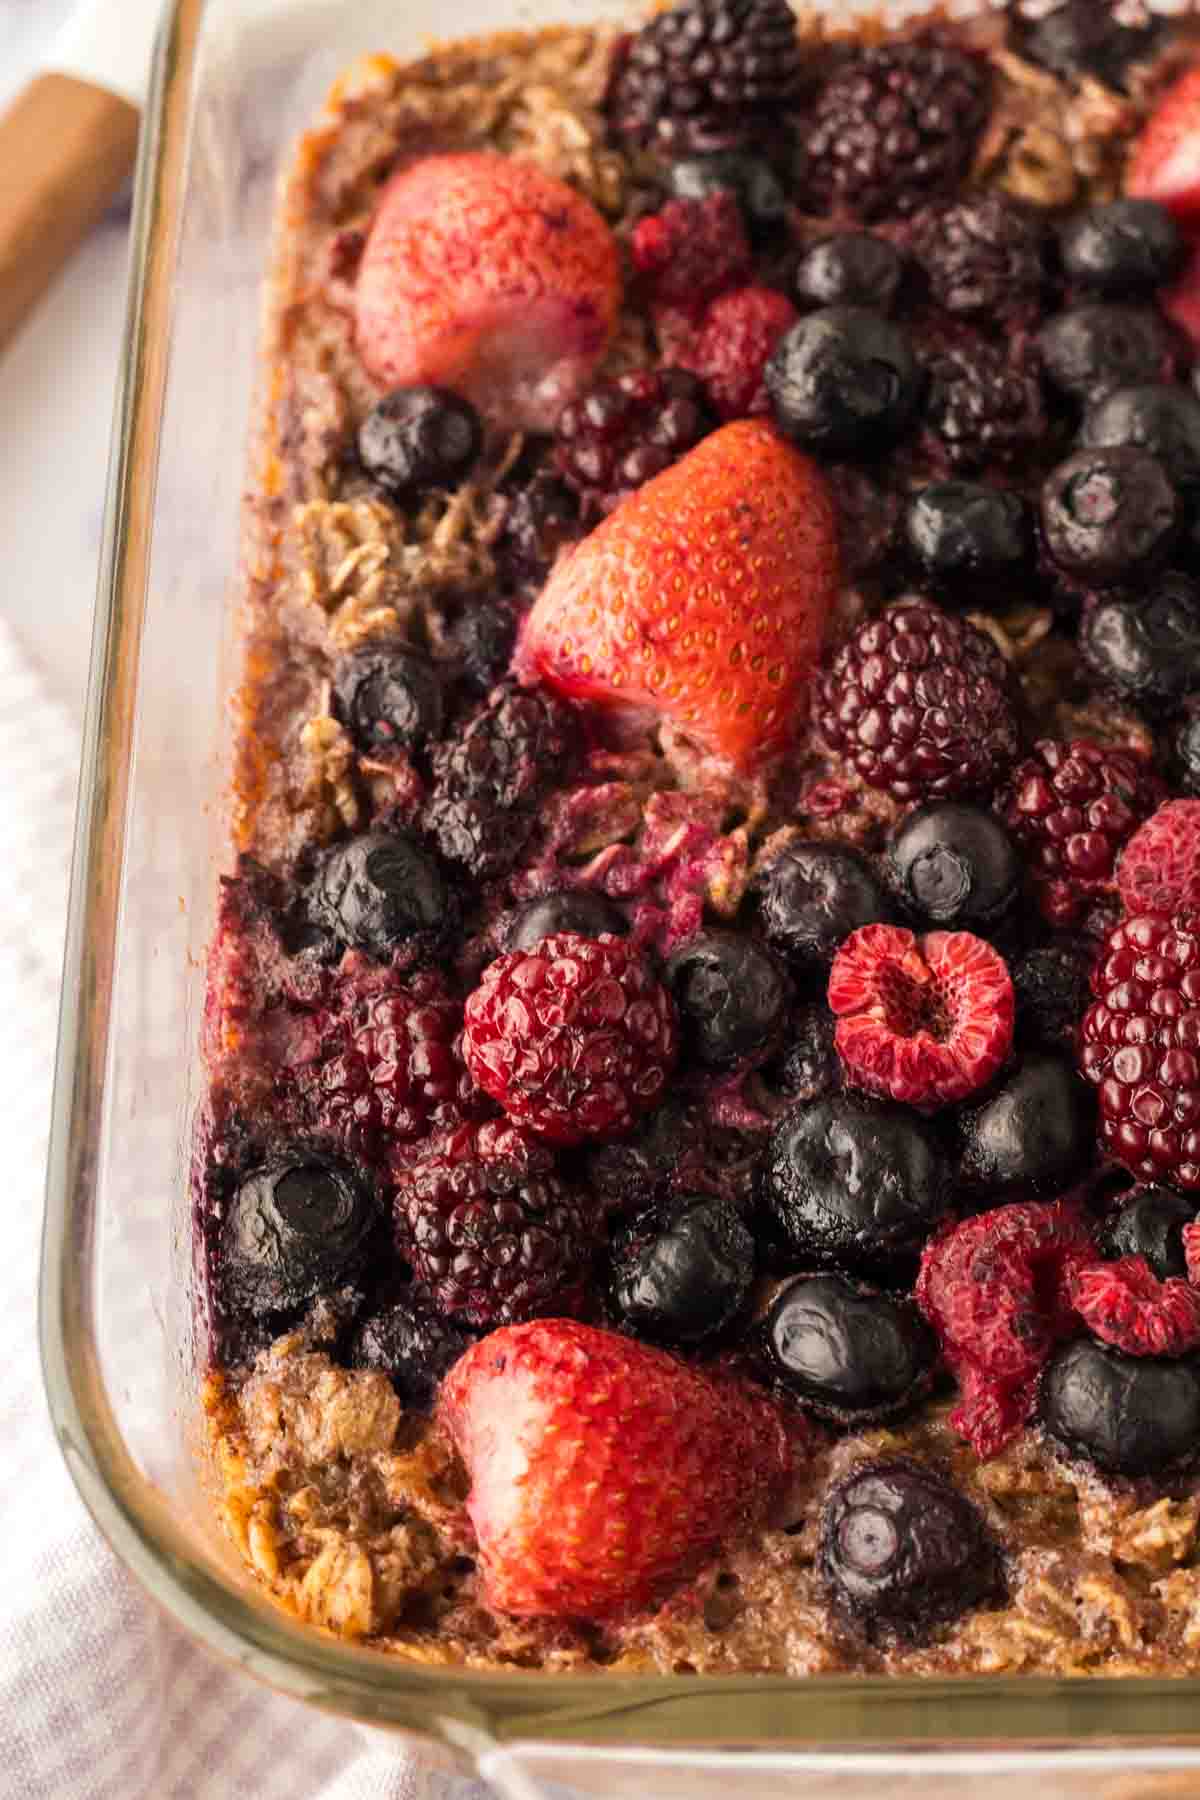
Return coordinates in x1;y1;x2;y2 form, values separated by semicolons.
36;0;1200;1754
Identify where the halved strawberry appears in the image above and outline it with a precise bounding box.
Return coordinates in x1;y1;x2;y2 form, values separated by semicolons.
520;420;840;771
1127;65;1200;222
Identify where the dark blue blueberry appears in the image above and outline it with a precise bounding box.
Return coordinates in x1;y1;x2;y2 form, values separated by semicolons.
224;1153;380;1318
358;385;482;493
1059;200;1184;296
766;307;922;456
794;234;906;313
1040;1338;1200;1477
506;890;627;952
1097;1186;1198;1282
1080;573;1200;715
305;832;448;956
611;1195;755;1345
1080;384;1200;491
887;803;1020;930
757;841;891;967
332;640;444;755
666;931;790;1069
762;1274;935;1423
1040;447;1179;585
1038;305;1176;403
960;1055;1096;1195
905;481;1030;583
349;1299;472;1411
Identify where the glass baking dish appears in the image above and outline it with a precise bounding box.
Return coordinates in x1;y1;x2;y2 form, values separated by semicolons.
37;0;1200;1792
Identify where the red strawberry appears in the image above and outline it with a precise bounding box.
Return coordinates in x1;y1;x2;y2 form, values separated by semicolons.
520;420;840;771
1127;65;1200;222
438;1319;795;1620
355;153;621;431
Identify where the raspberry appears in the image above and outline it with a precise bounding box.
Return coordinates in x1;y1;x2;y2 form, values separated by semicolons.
915;1200;1096;1458
676;285;798;420
608;0;805;153
1080;912;1200;1190
828;923;1014;1108
815;598;1019;804
631;193;751;317
921;333;1046;473
909;193;1047;325
1118;799;1200;919
1071;1255;1200;1358
800;38;988;221
462;932;678;1145
1000;739;1165;932
555;368;714;516
394;1146;596;1327
423;682;578;881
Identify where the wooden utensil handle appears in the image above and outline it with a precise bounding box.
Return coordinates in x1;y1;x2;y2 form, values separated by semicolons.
0;73;140;356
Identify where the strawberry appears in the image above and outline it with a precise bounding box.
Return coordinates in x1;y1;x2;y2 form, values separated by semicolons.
438;1318;795;1620
354;153;621;431
520;420;840;771
1126;65;1200;222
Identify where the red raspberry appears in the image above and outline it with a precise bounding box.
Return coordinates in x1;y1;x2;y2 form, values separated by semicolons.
677;285;799;420
462;931;678;1145
1079;911;1200;1190
1185;1219;1200;1285
1118;799;1200;918
999;739;1165;931
1071;1255;1200;1357
828;923;1014;1107
555;367;715;516
631;193;751;317
815;598;1019;803
915;1200;1096;1458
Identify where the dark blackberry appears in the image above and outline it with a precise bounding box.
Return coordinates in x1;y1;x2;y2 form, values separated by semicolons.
886;803;1020;932
764;1004;841;1107
665;931;789;1070
630;192;751;312
1040;1339;1200;1478
765;307;922;458
800;39;988;222
921;333;1045;472
1038;305;1177;404
349;1299;473;1411
611;1194;755;1345
585;1096;706;1217
454;601;518;697
1080;574;1200;716
1041;448;1180;585
223;1152;381;1319
905;481;1031;585
666;150;788;237
357;387;482;494
506;890;627;952
305;832;449;957
959;1054;1096;1197
608;0;805;152
762;1274;936;1425
1098;1187;1198;1283
500;475;580;583
332;639;444;756
815;598;1019;804
555;368;715;516
1080;384;1200;492
757;841;891;968
1011;941;1094;1053
910;193;1047;323
1059;200;1184;296
423;683;578;880
1018;1;1165;94
793;234;906;314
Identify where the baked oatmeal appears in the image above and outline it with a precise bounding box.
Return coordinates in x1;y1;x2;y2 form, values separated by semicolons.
197;0;1200;1676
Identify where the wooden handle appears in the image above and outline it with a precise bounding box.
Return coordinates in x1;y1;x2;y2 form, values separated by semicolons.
0;73;140;355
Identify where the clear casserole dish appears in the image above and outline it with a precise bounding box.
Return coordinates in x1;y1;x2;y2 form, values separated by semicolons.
37;0;1200;1793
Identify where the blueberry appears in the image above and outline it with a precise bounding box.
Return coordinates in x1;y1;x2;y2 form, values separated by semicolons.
501;475;580;581
1080;385;1200;492
820;1459;1001;1640
306;832;449;956
611;1195;755;1345
666;932;790;1069
1079;573;1200;714
905;481;1030;583
765;307;922;456
757;842;891;968
357;386;482;493
332;640;444;755
960;1054;1096;1196
1059;201;1184;296
764;1004;841;1107
758;1096;951;1272
224;1153;380;1317
1040;1338;1200;1477
1018;0;1163;91
762;1274;936;1424
667;151;787;236
794;234;906;314
1038;305;1175;404
1097;1187;1198;1282
1174;706;1200;795
507;890;627;952
1040;448;1179;585
349;1299;473;1411
1011;941;1094;1054
455;601;518;696
887;803;1020;931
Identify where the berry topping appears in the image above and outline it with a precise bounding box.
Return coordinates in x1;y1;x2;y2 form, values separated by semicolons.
331;639;444;756
438;1319;793;1619
765;307;921;457
1118;799;1200;918
1173;706;1200;796
959;1054;1096;1197
905;481;1030;584
462;932;678;1145
815;598;1019;804
921;334;1045;473
1127;64;1200;224
1080;911;1200;1190
393;1145;595;1328
829;924;1013;1109
1040;1338;1200;1478
762;1274;936;1425
1080;576;1200;715
1037;304;1177;404
820;1460;1000;1641
630;192;751;313
354;153;620;431
305;832;448;956
555;367;714;516
608;0;804;153
1059;200;1184;296
757;1094;950;1273
1011;940;1095;1054
886;803;1020;932
423;683;578;881
999;739;1163;932
1019;0;1162;91
665;930;789;1069
1072;1255;1200;1358
800;39;988;222
1098;1186;1198;1282
356;386;482;494
765;1004;841;1107
522;420;840;772
611;1194;755;1345
454;599;519;695
666;151;788;236
793;234;906;314
910;193;1047;323
222;1152;381;1318
586;1095;705;1217
1040;448;1180;585
499;477;580;585
349;1299;473;1412
757;841;891;968
1080;384;1200;492
506;890;627;953
677;283;799;420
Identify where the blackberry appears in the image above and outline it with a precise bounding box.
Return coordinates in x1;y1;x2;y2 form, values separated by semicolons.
756;841;891;968
1080;574;1200;716
665;931;790;1069
1011;940;1094;1053
886;803;1020;932
793;234;906;314
608;0;804;152
910;193;1047;323
1018;1;1165;94
223;1152;381;1319
611;1194;755;1345
1040;1339;1200;1479
921;333;1045;473
764;1004;841;1107
332;639;444;756
454;600;518;697
423;683;578;880
349;1299;473;1411
800;39;988;221
1098;1187;1198;1283
555;368;714;516
357;387;482;494
586;1096;706;1216
1059;200;1184;297
905;481;1031;585
305;832;449;957
815;598;1019;804
666;150;788;237
762;1274;936;1425
959;1054;1096;1197
1080;384;1200;492
1037;305;1177;404
1040;448;1180;585
500;475;580;583
765;307;922;457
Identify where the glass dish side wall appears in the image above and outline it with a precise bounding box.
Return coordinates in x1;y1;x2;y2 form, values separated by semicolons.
38;0;1200;1787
